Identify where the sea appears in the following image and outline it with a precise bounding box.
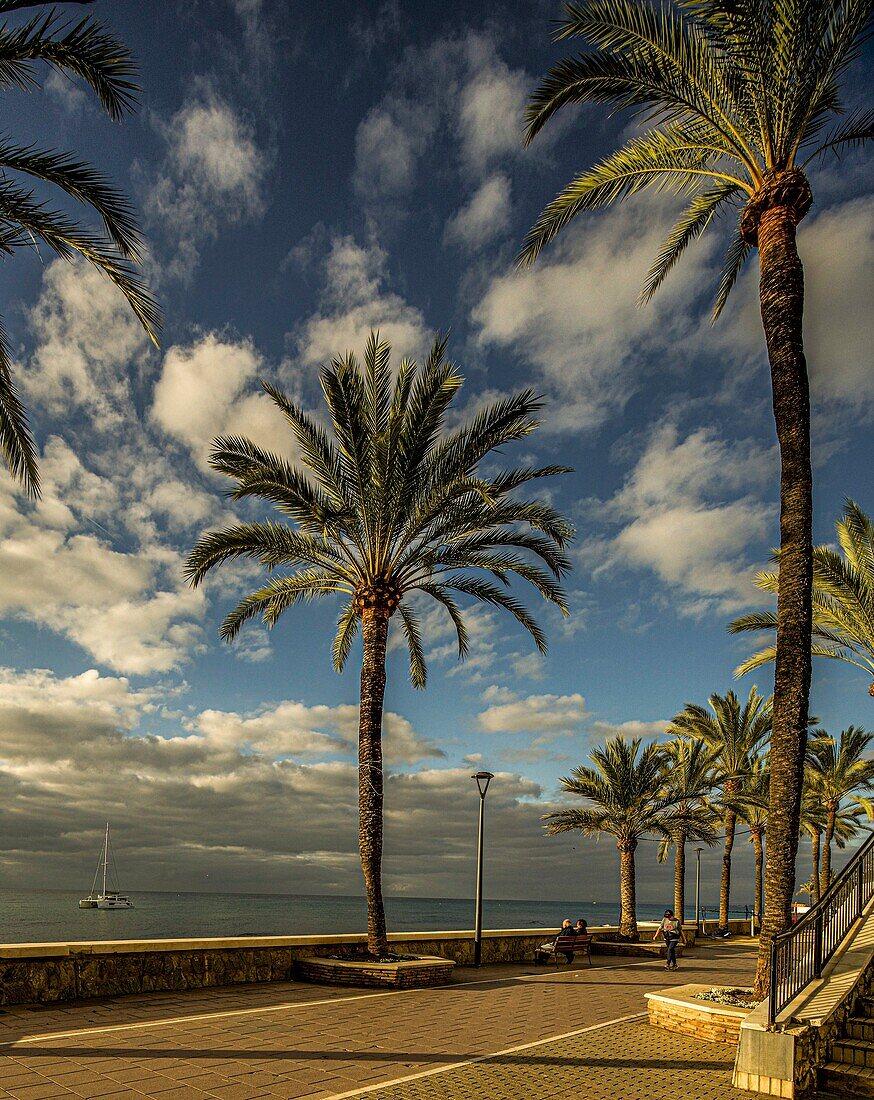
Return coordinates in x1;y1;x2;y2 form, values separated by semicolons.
0;890;697;944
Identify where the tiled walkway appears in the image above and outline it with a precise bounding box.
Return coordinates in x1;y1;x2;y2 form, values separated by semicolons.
0;945;759;1099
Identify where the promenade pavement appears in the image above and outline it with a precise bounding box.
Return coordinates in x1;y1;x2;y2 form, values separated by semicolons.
0;942;760;1100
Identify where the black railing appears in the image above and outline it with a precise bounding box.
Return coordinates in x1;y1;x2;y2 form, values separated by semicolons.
769;828;874;1024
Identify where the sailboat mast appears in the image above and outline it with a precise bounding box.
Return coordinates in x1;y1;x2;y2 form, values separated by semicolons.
103;821;109;896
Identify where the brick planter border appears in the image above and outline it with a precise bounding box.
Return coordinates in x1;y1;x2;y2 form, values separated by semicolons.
294;954;454;989
645;984;753;1044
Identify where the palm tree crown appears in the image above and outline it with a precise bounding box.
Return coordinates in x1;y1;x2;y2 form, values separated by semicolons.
186;332;573;685
806;725;874;892
545;736;672;939
731;500;874;696
519;0;871;316
186;332;573;956
0;0;160;496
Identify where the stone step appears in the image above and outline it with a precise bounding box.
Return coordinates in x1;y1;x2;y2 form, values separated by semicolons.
856;997;874;1018
819;1062;874;1098
848;1018;874;1043
832;1039;874;1068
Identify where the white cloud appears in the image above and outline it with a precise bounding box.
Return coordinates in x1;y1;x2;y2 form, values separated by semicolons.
352;31;544;230
292;235;431;368
801;195;874;405
478;691;588;734
457;47;528;175
146;90;267;280
151;333;291;470
594;421;775;615
471;201;717;432
590;719;670;741
444;174;512;249
25;259;150;427
189;700;443;766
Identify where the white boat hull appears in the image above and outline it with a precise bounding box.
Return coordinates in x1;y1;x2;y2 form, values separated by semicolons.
96;895;133;909
78;898;98;909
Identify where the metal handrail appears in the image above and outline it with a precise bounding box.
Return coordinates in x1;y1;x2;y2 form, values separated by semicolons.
768;827;874;1024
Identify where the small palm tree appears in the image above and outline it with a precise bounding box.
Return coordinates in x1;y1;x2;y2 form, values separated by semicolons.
799;787;866;903
727;756;770;928
545;736;671;940
521;0;873;998
0;1;160;495
799;794;825;906
731;501;874;698
668;688;771;929
186;333;573;958
657;737;720;921
806;726;874;895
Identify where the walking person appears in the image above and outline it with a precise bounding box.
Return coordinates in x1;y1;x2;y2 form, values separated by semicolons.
653;909;685;970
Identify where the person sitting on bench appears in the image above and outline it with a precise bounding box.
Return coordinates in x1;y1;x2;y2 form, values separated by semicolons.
535;919;574;964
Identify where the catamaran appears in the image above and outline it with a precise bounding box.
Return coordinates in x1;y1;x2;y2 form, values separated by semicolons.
78;822;134;909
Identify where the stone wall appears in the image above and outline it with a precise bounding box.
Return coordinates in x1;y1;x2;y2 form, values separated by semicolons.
0;923;701;1005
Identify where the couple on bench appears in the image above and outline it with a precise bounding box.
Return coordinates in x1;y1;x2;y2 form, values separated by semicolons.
534;918;593;966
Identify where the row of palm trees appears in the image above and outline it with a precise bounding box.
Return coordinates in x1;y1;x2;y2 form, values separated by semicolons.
546;695;874;943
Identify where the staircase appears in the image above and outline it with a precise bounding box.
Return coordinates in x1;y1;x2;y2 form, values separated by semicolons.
819;996;874;1097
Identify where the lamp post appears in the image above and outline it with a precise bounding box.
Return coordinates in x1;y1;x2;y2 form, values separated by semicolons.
695;848;704;936
472;771;494;967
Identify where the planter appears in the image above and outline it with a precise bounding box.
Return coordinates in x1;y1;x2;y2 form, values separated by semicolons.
295;954;455;989
645;983;754;1044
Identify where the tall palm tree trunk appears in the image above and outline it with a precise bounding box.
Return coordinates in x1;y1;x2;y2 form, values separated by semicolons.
744;173;814;1001
359;606;390;958
720;809;736;928
811;830;821;905
674;832;686;921
618;841;638;941
821;806;836;898
753;829;764;930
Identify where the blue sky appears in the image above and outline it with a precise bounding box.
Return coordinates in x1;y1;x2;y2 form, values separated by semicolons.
0;0;870;909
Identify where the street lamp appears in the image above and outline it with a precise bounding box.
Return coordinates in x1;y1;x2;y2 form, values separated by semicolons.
695;848;704;936
472;771;494;967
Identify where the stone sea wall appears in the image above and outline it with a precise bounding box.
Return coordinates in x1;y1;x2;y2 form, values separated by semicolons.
0;924;688;1005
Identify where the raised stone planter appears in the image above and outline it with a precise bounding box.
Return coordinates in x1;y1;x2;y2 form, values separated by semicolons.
295;954;454;989
646;984;753;1044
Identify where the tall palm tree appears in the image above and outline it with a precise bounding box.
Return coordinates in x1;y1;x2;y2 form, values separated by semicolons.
186;333;573;958
520;0;872;997
657;736;719;921
806;726;874;894
727;756;770;928
0;1;160;495
731;501;874;698
545;736;672;940
668;688;771;929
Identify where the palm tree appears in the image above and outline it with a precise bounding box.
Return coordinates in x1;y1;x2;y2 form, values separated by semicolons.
186;333;573;958
799;787;866;903
727;756;770;929
799;794;824;906
0;1;160;495
520;0;872;997
657;737;720;921
668;688;771;929
545;736;672;940
806;726;874;895
731;501;874;698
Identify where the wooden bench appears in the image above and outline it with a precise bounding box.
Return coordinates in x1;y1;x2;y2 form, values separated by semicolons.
536;934;593;967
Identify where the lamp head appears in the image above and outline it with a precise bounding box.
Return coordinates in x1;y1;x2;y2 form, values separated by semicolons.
472;771;494;798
